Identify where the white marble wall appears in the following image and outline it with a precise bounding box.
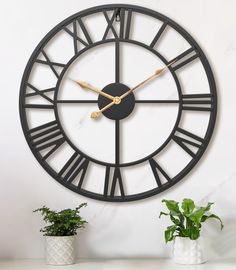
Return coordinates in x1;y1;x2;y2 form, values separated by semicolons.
0;0;236;259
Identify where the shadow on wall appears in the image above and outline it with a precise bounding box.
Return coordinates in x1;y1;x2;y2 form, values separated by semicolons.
75;223;96;259
203;218;236;260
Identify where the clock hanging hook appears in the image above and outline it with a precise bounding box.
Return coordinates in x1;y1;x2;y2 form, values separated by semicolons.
115;8;121;22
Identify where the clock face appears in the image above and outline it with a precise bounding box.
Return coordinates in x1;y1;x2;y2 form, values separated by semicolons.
19;4;217;202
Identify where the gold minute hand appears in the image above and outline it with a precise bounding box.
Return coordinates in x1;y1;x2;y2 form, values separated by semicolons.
90;61;176;119
119;60;176;100
73;80;115;101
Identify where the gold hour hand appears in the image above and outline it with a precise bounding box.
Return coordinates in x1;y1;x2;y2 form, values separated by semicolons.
90;101;115;119
73;80;115;101
90;97;121;119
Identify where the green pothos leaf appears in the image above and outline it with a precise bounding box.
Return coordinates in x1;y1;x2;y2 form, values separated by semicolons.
162;199;180;216
165;225;177;243
159;211;169;218
159;198;223;243
189;227;200;240
201;214;224;230
182;198;195;216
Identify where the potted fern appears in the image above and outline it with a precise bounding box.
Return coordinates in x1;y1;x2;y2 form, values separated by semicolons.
33;203;87;265
159;199;223;264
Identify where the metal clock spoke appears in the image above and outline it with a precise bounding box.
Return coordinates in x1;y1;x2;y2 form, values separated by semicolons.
115;119;120;165
56;100;98;103
135;100;180;104
115;41;120;83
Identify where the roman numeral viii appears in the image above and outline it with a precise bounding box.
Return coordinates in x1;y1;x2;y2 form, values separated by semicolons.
28;121;65;161
103;167;125;198
58;152;89;189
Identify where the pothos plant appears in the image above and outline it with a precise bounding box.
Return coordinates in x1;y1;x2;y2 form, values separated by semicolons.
159;199;223;243
33;203;87;236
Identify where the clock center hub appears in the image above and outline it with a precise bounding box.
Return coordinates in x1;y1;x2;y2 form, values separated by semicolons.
114;96;121;104
98;83;135;120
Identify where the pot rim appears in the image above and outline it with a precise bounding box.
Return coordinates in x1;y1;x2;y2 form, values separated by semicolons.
174;236;204;241
45;235;76;238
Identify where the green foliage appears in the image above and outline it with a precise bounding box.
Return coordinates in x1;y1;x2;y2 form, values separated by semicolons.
33;204;88;236
159;199;223;243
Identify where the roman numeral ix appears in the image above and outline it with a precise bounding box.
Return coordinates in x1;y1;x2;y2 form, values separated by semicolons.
24;83;55;109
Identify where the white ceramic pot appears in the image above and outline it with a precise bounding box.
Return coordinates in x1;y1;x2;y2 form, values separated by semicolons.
173;237;206;265
45;235;76;265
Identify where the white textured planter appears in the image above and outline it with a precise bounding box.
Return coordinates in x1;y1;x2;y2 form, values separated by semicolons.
173;237;206;265
45;236;75;265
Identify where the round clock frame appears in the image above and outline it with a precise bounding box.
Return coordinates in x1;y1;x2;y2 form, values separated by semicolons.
19;4;217;202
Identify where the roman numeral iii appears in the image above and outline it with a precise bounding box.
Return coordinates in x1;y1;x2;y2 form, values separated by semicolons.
181;94;213;112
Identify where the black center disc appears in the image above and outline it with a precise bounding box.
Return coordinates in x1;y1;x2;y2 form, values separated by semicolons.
98;83;135;120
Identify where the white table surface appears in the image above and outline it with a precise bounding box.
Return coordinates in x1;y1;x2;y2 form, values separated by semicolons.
0;259;235;270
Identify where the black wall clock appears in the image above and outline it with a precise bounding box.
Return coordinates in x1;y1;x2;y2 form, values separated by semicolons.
19;4;217;202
